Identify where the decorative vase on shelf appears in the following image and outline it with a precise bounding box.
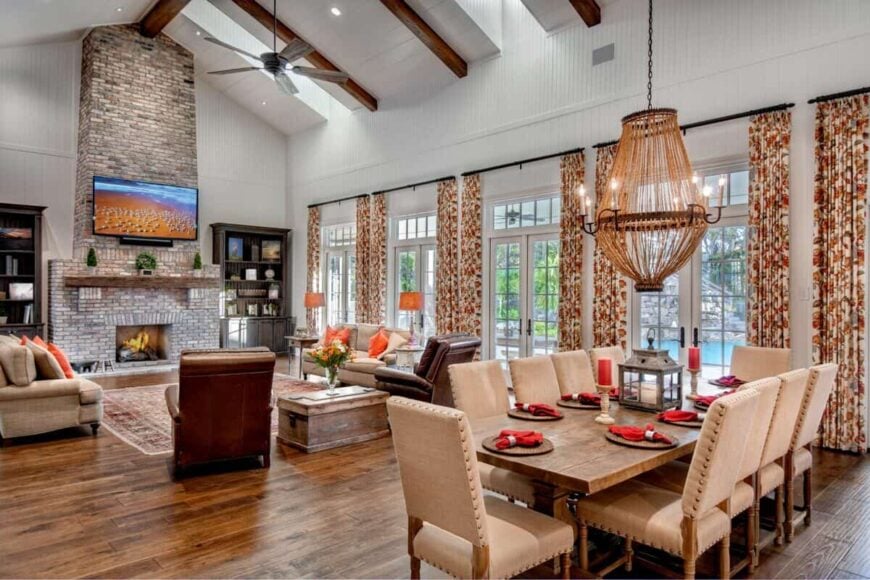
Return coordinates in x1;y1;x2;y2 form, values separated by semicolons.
326;366;340;395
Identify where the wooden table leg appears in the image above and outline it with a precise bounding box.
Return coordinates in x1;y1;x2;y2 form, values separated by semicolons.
531;481;584;578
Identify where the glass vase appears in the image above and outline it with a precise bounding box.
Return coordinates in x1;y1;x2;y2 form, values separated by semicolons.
326;367;339;395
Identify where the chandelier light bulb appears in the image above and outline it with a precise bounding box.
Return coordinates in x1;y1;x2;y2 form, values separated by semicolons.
611;179;619;191
692;173;699;184
718;176;726;187
703;185;712;197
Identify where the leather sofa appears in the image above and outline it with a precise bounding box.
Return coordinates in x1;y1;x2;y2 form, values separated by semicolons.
374;334;481;406
301;324;411;388
0;337;103;443
165;348;276;474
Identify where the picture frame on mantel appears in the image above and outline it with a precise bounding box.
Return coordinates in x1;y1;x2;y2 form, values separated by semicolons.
228;237;244;261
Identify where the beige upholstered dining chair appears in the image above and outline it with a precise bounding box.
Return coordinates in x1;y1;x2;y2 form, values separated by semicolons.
729;346;791;382
636;376;782;573
588;346;625;386
387;397;575;579
784;363;837;542
508;356;561;404
549;350;596;395
576;389;759;580
449;360;536;506
756;368;810;546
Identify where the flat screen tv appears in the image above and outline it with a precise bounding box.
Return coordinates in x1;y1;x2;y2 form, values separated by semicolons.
93;176;198;241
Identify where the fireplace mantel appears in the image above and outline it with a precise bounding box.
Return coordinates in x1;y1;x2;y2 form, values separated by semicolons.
64;275;219;289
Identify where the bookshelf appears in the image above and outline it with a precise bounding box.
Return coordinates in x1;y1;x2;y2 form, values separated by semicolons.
210;223;295;353
0;203;45;339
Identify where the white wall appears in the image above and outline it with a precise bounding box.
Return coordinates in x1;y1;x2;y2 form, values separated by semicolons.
0;38;287;322
288;0;870;369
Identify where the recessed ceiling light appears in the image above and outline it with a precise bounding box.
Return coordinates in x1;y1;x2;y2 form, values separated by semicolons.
261;101;267;106
116;6;123;12
195;30;201;36
330;7;342;16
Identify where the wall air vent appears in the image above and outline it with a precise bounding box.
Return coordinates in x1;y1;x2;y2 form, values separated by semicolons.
593;43;615;66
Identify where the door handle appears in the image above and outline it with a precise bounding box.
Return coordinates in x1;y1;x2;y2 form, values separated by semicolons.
693;327;699;347
679;326;686;348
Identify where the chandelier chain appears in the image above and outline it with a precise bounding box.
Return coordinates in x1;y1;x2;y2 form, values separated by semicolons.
647;0;653;110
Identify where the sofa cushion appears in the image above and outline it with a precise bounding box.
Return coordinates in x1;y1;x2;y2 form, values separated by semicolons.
23;338;66;380
355;324;381;351
0;378;82;401
324;325;352;346
0;344;37;386
368;328;390;358
380;331;409;360
343;357;386;373
0;359;7;387
48;343;76;379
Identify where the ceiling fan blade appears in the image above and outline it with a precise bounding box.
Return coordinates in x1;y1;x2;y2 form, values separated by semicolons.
279;38;315;62
274;72;299;95
208;66;261;75
203;36;262;62
291;66;349;83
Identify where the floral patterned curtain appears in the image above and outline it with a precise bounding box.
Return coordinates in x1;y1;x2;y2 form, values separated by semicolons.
306;206;321;332
368;193;387;324
436;178;460;334
355;195;373;324
592;144;628;350
747;110;791;348
558;152;585;351
459;174;482;338
812;94;868;453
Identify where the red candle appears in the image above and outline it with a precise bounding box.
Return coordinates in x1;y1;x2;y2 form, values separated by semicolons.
597;357;612;387
688;346;701;371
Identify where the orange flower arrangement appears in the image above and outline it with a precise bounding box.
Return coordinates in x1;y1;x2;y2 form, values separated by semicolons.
309;339;355;388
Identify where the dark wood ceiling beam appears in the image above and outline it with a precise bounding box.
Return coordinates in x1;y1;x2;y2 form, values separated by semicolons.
379;0;467;78
230;0;378;112
140;0;191;38
569;0;601;27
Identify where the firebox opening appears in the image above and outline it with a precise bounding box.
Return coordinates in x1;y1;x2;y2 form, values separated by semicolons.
116;325;170;363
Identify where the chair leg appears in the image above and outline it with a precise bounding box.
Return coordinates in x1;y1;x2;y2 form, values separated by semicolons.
747;503;758;573
91;423;100;435
560;553;571;580
785;475;795;543
578;521;589;572
624;537;634;572
410;557;421;579
683;558;696;580
804;468;813;526
774;484;784;546
719;535;730;580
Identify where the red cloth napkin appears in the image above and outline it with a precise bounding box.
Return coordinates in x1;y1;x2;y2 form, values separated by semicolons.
494;429;543;450
561;392;601;405
657;409;703;423
695;389;736;406
515;402;561;417
716;375;746;387
608;423;673;444
610;387;619;400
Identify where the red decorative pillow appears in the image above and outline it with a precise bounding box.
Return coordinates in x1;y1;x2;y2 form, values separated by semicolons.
368;329;390;358
47;343;75;379
324;326;351;346
32;336;49;349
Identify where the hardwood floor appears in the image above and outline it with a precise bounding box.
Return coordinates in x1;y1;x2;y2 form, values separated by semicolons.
0;358;867;579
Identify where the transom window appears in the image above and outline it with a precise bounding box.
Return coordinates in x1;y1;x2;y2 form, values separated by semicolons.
493;195;561;230
325;223;357;247
396;214;436;240
698;169;749;207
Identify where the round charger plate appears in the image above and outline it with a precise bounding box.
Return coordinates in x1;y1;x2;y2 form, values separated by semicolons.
694;400;711;410
508;408;563;421
605;431;679;449
658;418;704;428
709;378;745;388
557;399;600;410
482;436;554;456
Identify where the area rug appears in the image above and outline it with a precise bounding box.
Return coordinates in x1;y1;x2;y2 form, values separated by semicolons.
101;373;322;455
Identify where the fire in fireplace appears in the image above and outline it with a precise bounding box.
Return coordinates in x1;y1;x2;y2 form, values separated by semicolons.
116;325;170;363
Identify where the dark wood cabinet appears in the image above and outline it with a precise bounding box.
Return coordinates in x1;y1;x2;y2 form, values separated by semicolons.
0;203;46;340
211;223;295;353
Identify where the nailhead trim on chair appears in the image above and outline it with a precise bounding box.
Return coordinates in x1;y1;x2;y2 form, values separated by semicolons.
685;397;729;518
789;370;817;451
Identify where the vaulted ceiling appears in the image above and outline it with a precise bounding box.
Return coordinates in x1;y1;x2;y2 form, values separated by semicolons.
1;0;603;136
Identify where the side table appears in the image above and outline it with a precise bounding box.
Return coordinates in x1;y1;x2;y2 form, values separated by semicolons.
286;335;319;378
395;345;425;371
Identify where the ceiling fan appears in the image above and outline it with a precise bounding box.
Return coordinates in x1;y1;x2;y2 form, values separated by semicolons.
204;0;349;96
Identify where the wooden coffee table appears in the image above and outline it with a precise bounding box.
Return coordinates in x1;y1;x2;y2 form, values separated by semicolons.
276;386;390;453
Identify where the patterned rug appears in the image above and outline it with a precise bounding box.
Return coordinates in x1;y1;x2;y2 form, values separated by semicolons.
101;373;322;455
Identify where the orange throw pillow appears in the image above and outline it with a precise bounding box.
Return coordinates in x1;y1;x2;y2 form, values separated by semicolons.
324;326;351;346
368;329;390;358
48;343;75;379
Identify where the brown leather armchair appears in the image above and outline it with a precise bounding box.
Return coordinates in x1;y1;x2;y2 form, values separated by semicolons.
374;334;480;407
165;348;276;474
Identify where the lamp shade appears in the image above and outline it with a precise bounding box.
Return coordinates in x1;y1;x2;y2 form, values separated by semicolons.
398;291;424;311
304;292;325;309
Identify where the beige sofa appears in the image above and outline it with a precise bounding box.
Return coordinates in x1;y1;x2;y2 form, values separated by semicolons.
0;337;103;442
301;324;411;388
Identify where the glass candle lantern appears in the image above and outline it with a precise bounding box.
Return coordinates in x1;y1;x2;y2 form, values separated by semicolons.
618;347;684;412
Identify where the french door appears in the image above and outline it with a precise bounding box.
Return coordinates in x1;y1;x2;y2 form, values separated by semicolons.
395;244;436;338
325;249;356;326
634;220;748;378
490;234;560;366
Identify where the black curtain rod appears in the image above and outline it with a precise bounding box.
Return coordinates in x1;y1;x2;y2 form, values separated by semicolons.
373;175;455;196
461;147;583;177
593;102;795;149
808;86;870;104
307;193;369;209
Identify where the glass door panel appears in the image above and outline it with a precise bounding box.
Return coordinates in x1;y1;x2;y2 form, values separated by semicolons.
638;274;682;361
395;248;419;332
346;254;357;324
529;236;560;356
492;238;523;366
422;245;436;338
326;252;344;326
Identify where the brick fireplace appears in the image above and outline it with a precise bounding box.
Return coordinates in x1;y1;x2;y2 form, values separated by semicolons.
48;25;219;367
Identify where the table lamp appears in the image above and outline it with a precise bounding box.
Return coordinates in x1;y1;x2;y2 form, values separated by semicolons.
304;292;325;337
398;291;424;345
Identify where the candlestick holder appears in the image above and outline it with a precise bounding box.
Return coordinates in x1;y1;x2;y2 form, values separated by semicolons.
594;383;616;425
686;368;700;400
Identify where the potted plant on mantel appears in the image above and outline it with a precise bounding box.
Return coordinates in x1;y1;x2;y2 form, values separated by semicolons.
135;252;157;276
192;251;203;278
86;247;98;274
